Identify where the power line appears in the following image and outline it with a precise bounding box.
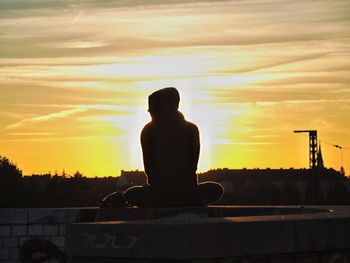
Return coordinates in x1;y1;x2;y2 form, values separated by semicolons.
320;138;349;169
320;139;350;150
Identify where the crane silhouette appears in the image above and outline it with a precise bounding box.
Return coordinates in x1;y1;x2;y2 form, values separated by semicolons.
294;130;318;169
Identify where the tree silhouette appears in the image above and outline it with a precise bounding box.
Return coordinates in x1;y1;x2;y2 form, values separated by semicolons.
0;156;24;207
0;155;22;180
340;166;346;176
73;170;83;179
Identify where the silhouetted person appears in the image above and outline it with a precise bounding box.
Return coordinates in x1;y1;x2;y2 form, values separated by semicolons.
125;87;223;207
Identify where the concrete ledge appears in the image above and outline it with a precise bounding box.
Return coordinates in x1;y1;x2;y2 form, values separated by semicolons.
0;209;27;224
66;206;350;261
0;207;98;225
94;205;330;221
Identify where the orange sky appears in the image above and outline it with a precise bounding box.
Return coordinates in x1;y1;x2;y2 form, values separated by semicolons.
1;0;350;177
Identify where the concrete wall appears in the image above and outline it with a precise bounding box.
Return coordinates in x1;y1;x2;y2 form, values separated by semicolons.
67;207;350;263
3;206;350;263
0;208;97;263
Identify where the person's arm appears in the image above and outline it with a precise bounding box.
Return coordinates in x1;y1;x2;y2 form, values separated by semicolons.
189;124;200;173
141;125;154;184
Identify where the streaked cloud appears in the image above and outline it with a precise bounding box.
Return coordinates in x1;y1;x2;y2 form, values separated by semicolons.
0;0;349;175
6;108;88;129
7;132;56;136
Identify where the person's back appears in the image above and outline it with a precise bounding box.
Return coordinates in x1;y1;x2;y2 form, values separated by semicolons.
142;111;200;206
141;88;201;206
105;87;224;208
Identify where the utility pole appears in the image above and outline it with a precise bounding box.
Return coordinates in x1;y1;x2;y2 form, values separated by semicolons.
333;144;343;168
294;130;318;169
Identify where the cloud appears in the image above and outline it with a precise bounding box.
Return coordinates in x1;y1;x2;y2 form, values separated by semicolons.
1;0;349;59
211;87;350;104
4;102;135;130
0;111;33;120
0;134;121;142
218;52;330;75
6;108;88;129
1;0;350;175
48;41;109;49
0;0;232;12
7;132;55;136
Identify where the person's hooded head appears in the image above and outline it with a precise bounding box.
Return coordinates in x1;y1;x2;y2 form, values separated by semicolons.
148;87;180;120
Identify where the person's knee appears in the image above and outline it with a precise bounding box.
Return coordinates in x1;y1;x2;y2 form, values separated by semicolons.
100;191;127;208
125;185;150;207
125;186;141;198
199;181;224;205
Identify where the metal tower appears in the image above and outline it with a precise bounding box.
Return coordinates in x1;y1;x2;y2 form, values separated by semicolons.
294;130;318;169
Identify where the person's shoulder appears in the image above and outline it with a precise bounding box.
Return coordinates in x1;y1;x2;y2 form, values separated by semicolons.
184;120;199;133
185;120;198;129
141;122;154;136
143;121;153;129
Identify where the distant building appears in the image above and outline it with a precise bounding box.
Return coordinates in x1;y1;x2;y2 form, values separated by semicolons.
119;170;147;186
198;167;342;183
119;167;344;189
198;168;346;201
117;167;348;204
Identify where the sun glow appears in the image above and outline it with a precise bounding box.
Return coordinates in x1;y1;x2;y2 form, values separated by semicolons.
61;50;259;173
80;53;223;79
1;0;349;176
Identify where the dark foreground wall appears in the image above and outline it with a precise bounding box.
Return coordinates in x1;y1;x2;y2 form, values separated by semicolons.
2;206;350;263
67;206;350;263
0;208;97;263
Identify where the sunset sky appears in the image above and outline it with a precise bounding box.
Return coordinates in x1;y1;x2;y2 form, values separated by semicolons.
1;0;350;177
